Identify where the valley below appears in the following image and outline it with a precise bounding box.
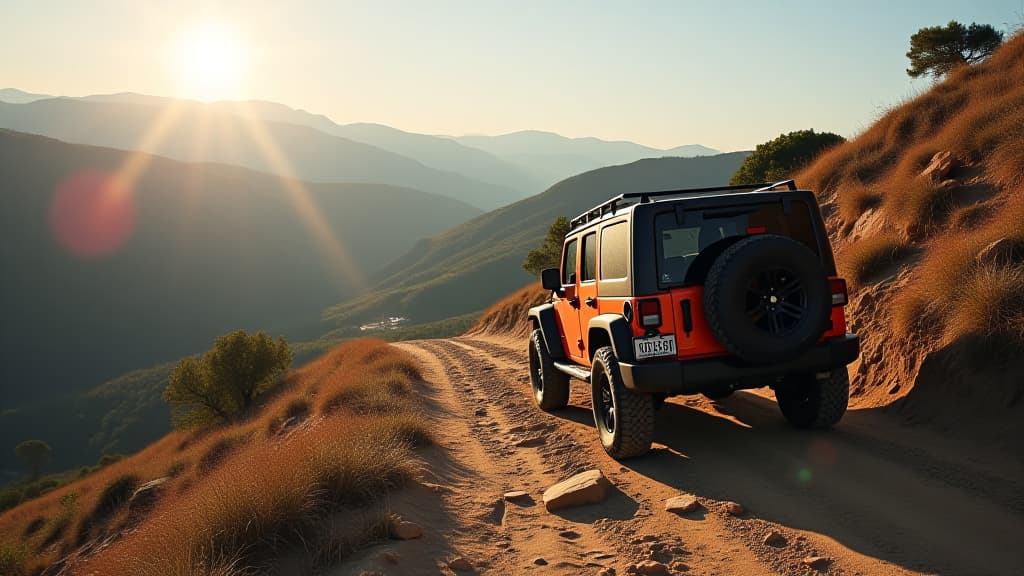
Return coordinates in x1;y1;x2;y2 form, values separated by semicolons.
336;333;1024;576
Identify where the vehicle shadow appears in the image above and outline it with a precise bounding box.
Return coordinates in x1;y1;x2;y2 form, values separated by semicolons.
617;392;1024;576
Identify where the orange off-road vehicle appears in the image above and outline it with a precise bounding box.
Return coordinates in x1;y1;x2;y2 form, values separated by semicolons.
527;180;859;458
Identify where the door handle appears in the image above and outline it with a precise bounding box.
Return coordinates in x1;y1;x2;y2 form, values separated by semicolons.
585;297;597;308
568;297;580;308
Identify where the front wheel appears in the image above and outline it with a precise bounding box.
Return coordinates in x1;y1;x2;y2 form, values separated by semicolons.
529;329;570;411
775;368;849;429
591;347;655;459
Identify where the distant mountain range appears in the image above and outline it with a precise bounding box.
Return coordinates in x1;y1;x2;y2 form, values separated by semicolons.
0;89;720;207
324;152;749;327
455;130;719;187
0;129;480;407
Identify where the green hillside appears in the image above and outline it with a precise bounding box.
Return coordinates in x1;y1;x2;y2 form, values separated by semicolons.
325;152;749;326
0;129;480;409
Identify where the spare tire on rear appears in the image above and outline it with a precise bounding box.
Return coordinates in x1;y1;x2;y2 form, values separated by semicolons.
703;234;831;364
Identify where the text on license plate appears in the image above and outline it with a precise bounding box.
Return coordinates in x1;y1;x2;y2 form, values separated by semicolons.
633;334;677;359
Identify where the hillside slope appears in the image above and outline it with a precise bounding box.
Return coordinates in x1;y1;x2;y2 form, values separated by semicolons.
0;98;520;209
795;33;1024;446
324;152;748;326
0;129;479;407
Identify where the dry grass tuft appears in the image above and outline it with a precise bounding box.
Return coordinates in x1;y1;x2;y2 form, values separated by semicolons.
839;233;915;287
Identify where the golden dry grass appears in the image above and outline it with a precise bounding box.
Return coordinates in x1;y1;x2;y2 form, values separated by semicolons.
0;339;429;575
839;233;916;287
469;282;548;336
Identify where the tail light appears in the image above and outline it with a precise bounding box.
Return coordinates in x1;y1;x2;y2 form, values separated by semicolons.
830;278;849;306
638;298;662;328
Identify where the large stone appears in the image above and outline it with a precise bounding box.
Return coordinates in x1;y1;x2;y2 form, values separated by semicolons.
803;556;830;569
542;469;611;511
724;501;744;515
921;151;954;181
763;530;787;546
387;516;423;540
664;494;702;514
128;477;170;512
448;557;474;571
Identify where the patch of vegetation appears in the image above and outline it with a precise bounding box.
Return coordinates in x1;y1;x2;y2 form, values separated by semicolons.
523;216;570;276
839;234;916;286
729;129;844;185
164;331;293;429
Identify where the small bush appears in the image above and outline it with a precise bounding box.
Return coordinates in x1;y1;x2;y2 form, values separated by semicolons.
837;181;883;226
840;234;915;286
0;545;27;576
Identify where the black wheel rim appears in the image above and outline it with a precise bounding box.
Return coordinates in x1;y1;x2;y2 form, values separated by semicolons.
745;268;807;335
596;371;616;434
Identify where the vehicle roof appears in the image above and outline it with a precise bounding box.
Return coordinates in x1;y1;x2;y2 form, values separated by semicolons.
566;180;816;235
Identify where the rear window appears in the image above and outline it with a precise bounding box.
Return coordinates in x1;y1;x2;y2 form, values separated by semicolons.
655;201;819;287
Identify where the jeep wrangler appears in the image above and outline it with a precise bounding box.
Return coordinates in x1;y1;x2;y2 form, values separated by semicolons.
527;180;859;459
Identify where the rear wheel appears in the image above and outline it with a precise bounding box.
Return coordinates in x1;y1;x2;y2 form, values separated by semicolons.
591;347;655;459
529;329;570;411
775;368;849;429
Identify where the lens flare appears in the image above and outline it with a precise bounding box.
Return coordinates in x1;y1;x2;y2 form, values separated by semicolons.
49;171;137;258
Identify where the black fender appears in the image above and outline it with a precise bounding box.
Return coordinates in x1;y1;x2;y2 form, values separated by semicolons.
588;314;635;363
528;303;566;359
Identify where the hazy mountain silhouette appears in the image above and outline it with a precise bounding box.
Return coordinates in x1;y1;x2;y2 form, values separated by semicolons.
0;129;480;407
0;98;522;209
0;88;51;104
324;152;748;326
455;130;720;186
76;93;544;197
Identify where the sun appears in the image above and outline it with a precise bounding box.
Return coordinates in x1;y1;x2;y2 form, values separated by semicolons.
176;22;247;101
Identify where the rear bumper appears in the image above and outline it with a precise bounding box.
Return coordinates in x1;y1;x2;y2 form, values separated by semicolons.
618;334;860;394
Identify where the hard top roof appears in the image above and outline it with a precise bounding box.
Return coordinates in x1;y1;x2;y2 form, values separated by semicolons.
568;180;807;232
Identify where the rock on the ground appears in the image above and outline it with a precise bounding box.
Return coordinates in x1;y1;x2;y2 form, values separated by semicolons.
533;557;548;565
503;490;529;501
627;560;669;575
387;516;423;540
724;501;744;515
128;477;170;512
803;556;830;569
922;150;954;181
448;557;474;571
763;530;787;546
380;551;399;564
664;494;702;514
598;568;616;576
542;469;612;511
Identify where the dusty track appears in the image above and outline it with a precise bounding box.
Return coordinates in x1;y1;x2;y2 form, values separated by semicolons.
356;334;1024;575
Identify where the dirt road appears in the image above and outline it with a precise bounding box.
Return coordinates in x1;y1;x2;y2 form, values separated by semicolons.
343;334;1024;575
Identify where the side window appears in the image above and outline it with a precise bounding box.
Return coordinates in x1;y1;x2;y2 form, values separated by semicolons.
581;233;597;282
562;238;578;285
600;222;628;279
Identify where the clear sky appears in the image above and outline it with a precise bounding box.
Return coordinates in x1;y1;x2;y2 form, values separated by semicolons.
2;0;1021;151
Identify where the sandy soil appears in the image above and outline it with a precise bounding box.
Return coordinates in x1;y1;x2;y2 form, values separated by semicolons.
337;334;1024;576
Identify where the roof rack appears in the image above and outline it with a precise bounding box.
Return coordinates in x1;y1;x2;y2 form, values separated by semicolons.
569;180;796;229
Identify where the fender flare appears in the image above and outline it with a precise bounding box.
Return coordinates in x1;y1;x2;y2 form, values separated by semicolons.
588;314;636;363
528;303;566;359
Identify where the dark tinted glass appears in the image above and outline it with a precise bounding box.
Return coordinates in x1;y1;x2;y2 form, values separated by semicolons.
562;238;578;284
581;233;597;282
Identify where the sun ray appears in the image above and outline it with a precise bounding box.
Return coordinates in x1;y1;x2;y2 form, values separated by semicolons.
233;101;367;294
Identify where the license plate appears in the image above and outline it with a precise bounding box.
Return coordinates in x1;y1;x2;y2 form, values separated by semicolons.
633;334;677;360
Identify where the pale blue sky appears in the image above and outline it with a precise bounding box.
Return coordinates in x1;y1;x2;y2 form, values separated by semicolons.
2;0;1021;150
